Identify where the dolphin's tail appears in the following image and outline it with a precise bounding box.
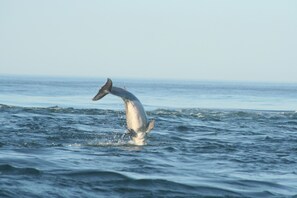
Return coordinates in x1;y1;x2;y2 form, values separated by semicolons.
92;78;112;101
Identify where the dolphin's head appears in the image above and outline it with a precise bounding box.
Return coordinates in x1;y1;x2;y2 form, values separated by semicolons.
131;133;147;146
129;120;154;146
128;131;147;146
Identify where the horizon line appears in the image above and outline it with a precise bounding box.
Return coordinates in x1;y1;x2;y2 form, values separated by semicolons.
1;73;297;84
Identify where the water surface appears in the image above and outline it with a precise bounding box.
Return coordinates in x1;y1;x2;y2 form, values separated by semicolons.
1;76;297;197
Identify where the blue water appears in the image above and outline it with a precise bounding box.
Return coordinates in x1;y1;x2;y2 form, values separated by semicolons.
1;75;297;197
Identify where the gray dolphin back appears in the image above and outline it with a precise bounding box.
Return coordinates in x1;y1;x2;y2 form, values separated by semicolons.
110;87;139;102
93;78;139;102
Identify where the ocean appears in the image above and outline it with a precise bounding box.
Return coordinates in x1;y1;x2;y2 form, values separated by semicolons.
0;75;297;197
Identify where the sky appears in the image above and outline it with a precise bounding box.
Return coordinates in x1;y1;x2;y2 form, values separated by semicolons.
0;0;296;82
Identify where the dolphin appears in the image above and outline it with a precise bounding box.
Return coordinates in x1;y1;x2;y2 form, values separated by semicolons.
92;78;154;145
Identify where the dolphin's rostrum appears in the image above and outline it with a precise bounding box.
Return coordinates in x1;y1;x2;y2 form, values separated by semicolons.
93;78;154;145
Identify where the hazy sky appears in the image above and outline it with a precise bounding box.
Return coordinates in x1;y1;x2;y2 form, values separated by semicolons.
1;0;296;82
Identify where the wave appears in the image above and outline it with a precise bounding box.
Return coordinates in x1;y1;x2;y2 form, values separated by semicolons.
0;103;117;115
154;108;297;124
2;103;296;118
1;103;297;197
1;165;295;197
0;164;41;176
45;169;296;197
1;103;296;151
56;170;242;197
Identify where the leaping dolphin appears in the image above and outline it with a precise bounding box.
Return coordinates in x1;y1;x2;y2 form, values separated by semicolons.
92;78;154;145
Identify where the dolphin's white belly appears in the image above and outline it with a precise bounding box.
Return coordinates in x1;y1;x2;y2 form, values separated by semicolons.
125;100;148;132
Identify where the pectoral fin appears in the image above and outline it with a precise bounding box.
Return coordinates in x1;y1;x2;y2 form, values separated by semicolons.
127;129;137;137
146;120;155;133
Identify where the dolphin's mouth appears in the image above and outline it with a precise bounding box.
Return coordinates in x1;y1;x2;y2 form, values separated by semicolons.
132;137;146;146
122;130;147;146
131;132;147;146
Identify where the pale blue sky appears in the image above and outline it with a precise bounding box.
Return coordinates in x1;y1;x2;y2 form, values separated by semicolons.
1;0;296;82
